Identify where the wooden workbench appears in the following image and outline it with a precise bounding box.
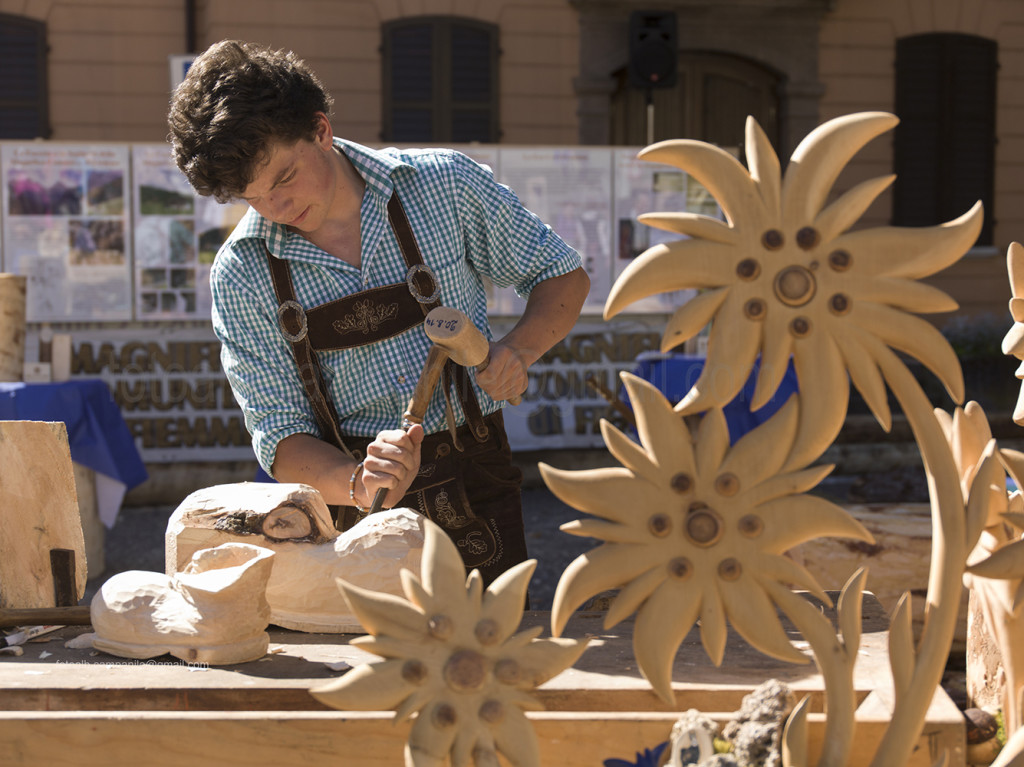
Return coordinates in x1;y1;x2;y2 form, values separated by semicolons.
0;597;964;766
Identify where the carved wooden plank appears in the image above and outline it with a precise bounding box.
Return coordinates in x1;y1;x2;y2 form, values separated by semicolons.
0;701;962;767
792;503;970;651
0;421;86;607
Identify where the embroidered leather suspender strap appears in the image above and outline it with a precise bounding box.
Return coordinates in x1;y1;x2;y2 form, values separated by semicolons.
386;194;440;315
267;253;352;456
264;194;520;571
383;191;491;445
265;193;489;456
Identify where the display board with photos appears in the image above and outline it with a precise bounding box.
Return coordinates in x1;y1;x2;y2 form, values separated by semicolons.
0;141;719;323
132;145;248;320
483;145;719;317
611;146;716;313
1;143;133;321
494;147;613;316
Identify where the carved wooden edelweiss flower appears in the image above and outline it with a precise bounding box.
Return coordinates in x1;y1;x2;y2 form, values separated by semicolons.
605;112;983;470
1001;241;1024;425
311;520;589;767
934;400;1006;531
951;400;1024;615
540;374;873;704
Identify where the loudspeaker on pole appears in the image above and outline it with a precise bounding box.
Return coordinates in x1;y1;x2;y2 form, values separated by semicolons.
628;11;678;89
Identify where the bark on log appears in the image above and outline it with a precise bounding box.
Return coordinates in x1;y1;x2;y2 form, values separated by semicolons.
0;274;27;382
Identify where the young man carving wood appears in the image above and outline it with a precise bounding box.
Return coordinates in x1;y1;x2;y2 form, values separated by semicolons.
168;40;589;583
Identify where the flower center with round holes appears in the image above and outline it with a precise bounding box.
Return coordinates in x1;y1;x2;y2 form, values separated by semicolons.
443;649;488;693
685;504;723;547
493;658;521;685
774;266;816;307
718;558;742;581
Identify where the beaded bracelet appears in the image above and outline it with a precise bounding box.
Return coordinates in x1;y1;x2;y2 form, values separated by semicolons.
349;460;366;513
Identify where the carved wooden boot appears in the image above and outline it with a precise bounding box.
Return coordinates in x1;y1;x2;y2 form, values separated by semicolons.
88;542;275;665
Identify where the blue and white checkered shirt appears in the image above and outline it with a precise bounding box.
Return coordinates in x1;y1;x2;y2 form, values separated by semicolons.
211;139;581;474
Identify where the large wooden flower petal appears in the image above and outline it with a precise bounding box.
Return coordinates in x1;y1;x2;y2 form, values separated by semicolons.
311;659;415;711
633;578;702;703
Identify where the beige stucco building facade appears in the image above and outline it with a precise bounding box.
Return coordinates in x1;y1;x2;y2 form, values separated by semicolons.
1;0;1021;322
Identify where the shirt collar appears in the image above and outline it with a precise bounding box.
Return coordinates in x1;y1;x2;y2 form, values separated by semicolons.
226;138;416;255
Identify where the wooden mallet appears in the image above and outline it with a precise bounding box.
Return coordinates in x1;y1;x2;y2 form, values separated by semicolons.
365;306;504;515
424;307;522;407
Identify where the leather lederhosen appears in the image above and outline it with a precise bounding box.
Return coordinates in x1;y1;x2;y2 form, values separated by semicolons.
266;194;528;585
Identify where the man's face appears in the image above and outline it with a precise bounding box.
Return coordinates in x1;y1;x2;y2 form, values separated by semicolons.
240;114;337;233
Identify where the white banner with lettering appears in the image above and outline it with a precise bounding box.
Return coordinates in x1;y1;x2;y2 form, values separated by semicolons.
50;315;669;463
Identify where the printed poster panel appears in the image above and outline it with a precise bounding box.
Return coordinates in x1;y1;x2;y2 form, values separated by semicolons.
496;147;613;317
2;143;132;321
58;316;669;462
132;144;248;320
613;147;702;313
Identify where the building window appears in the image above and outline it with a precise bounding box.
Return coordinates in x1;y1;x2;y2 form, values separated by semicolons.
610;52;781;152
893;33;996;245
0;14;49;139
382;17;499;143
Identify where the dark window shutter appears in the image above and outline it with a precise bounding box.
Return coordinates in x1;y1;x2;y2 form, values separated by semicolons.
449;23;495;142
383;17;498;143
0;14;49;139
387;22;434;142
893;34;996;245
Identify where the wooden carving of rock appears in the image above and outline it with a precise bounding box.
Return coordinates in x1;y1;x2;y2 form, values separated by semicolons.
166;482;426;633
0;421;86;608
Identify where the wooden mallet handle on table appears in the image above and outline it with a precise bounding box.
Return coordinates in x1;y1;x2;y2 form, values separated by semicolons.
0;606;91;628
365;307;501;515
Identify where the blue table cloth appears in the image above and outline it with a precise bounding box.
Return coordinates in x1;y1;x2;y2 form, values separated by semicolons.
626;354;799;443
0;380;148;491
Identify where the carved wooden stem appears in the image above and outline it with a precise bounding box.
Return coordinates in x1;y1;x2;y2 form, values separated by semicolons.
867;339;966;767
766;580;858;767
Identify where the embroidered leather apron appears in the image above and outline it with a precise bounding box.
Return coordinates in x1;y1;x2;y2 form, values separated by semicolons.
266;194;527;584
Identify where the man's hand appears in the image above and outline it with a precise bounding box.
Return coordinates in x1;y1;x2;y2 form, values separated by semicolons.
475;342;528;404
357;423;424;509
476;268;589;405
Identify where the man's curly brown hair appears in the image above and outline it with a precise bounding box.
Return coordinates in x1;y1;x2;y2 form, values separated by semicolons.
167;40;334;202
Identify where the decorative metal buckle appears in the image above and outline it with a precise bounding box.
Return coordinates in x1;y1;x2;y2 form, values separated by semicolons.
277;300;308;343
406;264;441;304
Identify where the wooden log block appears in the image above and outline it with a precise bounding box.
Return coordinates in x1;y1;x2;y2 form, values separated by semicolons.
0;274;27;382
0;421;86;608
72;463;105;579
